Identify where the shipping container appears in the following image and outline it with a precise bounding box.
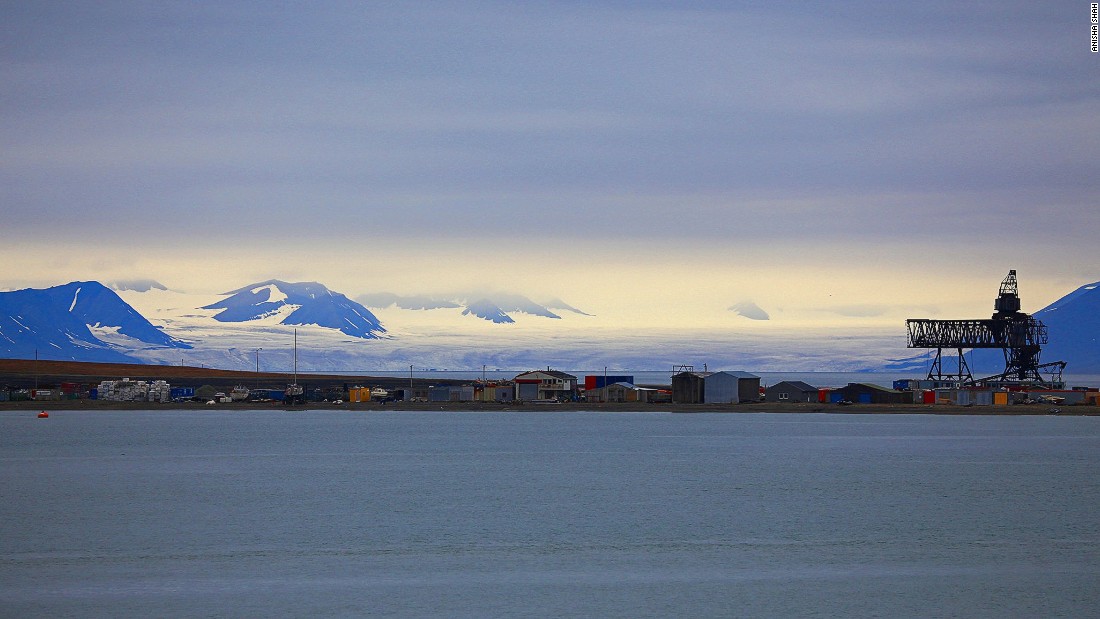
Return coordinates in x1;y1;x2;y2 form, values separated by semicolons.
584;375;634;390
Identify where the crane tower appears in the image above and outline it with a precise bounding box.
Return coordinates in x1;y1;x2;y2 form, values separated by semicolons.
905;270;1066;386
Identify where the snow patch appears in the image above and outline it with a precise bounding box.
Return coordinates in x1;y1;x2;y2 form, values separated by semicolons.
251;284;288;304
69;287;82;312
248;303;301;324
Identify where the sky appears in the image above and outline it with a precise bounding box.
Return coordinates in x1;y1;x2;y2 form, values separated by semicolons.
2;1;1098;330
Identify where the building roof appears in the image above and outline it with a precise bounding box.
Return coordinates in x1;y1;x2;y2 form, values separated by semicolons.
714;371;760;379
770;380;817;391
601;382;663;393
672;370;759;380
843;382;898;393
672;371;712;378
515;370;577;380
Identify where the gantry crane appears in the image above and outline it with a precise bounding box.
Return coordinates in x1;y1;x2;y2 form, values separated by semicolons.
906;270;1066;386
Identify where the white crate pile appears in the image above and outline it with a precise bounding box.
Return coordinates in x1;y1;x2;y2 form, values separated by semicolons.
97;378;172;403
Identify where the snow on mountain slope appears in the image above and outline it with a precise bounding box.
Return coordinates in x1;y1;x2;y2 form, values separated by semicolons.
357;291;584;323
0;280;916;372
202;280;385;339
25;276;1096;375
1034;281;1100;372
115;285;379;371
0;281;190;362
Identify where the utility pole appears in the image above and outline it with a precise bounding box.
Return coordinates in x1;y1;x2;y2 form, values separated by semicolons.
255;348;262;375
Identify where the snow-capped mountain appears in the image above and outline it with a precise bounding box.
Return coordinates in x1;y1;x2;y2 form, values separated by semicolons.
1034;281;1100;373
358;291;591;323
462;299;515;324
0;281;190;362
4;276;1094;376
203;280;385;339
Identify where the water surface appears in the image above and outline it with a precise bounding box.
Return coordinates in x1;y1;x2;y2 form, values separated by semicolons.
2;410;1097;617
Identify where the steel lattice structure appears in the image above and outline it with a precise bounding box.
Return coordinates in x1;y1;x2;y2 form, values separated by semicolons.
905;271;1065;386
906;318;1047;349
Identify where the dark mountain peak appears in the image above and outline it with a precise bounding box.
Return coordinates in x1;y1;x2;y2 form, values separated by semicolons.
543;298;594;317
462;299;515;324
1035;281;1100;317
0;280;190;363
477;293;561;319
1033;280;1100;373
206;280;385;339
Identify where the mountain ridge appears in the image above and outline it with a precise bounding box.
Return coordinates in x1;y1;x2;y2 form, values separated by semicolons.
356;291;592;323
0;281;190;363
2;277;1096;374
202;280;386;339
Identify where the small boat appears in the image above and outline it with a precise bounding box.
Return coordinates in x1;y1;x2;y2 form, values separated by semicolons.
285;383;305;406
284;328;306;406
230;386;250;401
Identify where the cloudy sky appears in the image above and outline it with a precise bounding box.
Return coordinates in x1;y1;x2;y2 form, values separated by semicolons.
2;1;1098;329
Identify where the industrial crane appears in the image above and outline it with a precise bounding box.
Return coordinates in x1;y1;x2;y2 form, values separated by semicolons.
906;270;1066;387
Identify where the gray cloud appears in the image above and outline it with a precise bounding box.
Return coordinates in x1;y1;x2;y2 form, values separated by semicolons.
729;301;770;321
2;2;1096;271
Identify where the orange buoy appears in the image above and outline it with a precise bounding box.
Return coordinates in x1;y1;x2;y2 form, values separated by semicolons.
38;411;49;418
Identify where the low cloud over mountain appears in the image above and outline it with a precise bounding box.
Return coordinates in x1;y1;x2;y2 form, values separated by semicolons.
357;291;591;324
728;301;770;321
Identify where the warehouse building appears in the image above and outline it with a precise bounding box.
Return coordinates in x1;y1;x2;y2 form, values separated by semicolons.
672;370;760;404
764;380;818;403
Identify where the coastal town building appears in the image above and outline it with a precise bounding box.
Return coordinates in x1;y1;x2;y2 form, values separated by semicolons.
513;370;578;401
672;370;760;404
832;383;911;404
429;385;475;402
475;382;514;402
602;382;664;403
764;380;818;403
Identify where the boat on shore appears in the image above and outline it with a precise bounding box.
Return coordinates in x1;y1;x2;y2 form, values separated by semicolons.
284;328;306;406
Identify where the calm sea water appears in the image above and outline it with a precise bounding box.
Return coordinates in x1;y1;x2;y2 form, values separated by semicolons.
2;410;1099;618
